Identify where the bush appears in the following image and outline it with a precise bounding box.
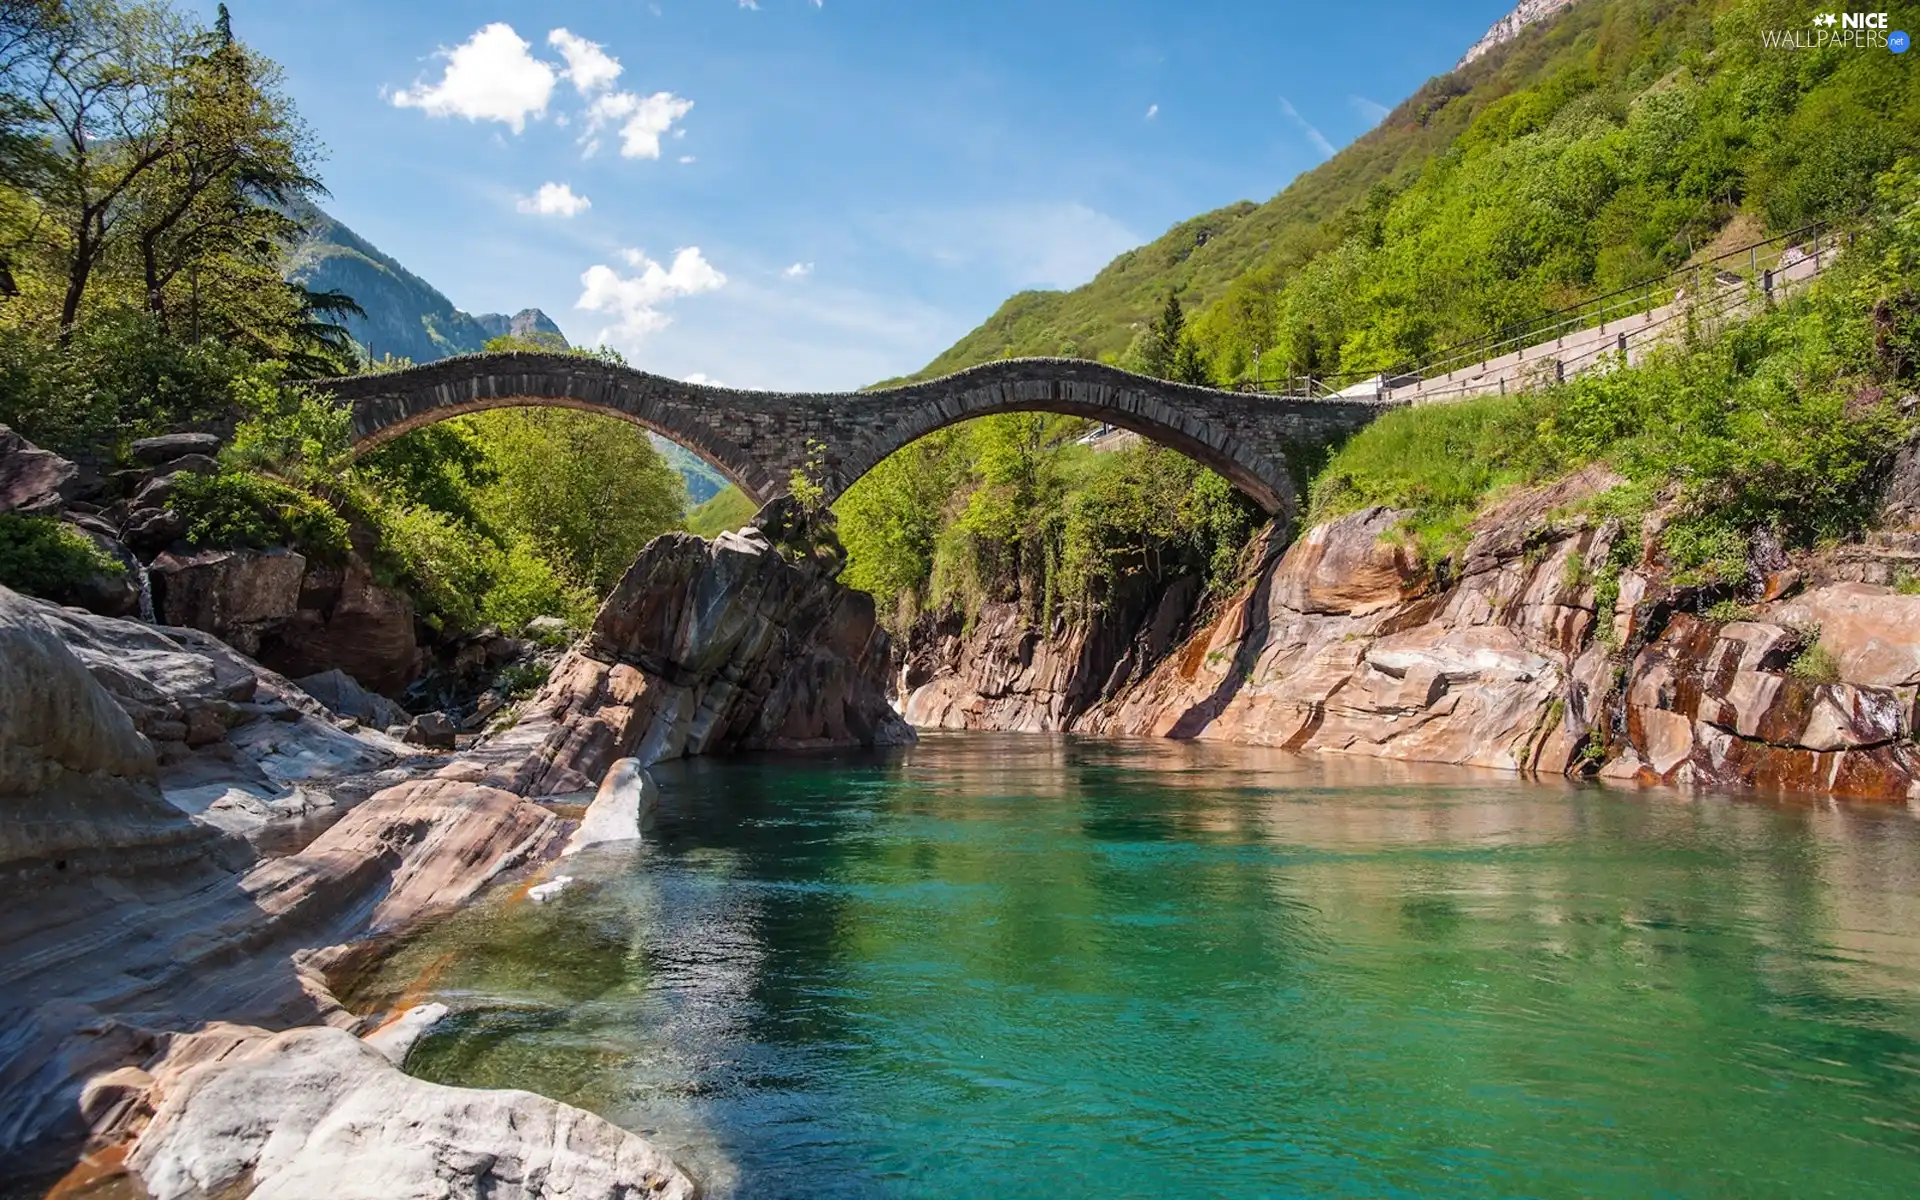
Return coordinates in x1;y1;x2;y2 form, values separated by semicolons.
480;538;595;632
365;501;491;633
0;310;253;455
169;471;351;560
0;515;125;599
1789;643;1842;684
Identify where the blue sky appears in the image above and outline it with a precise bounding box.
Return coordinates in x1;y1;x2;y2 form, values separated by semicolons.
204;1;1518;389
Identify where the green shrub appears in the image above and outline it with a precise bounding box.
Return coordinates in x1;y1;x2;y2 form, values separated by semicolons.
480;538;595;632
1703;599;1757;623
1788;643;1842;684
496;660;552;700
365;500;491;633
1895;571;1920;596
169;471;351;560
0;515;125;599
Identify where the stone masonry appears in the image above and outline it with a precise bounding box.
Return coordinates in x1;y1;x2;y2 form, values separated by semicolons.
321;354;1393;527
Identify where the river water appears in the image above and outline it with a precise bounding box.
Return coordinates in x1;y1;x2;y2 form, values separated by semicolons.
347;734;1920;1198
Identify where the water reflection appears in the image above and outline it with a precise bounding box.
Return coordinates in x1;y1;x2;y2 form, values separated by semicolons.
349;734;1920;1198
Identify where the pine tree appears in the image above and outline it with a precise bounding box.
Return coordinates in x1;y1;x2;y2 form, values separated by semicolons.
214;3;232;46
1140;290;1185;378
1171;336;1214;387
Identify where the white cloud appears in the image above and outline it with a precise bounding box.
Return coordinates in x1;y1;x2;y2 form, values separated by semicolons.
578;247;727;342
516;182;592;217
582;90;695;159
549;29;622;95
1348;94;1390;126
679;154;696;164
1278;96;1335;158
390;23;556;133
783;262;813;278
1144;103;1159;120
683;372;725;386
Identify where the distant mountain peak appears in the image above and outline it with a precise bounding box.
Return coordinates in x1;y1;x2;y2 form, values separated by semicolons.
473;308;567;346
283;204;569;363
1456;0;1586;70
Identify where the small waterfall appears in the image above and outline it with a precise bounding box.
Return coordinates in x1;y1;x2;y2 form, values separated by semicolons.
135;560;155;622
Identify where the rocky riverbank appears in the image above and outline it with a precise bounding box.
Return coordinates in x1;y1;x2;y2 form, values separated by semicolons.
903;464;1920;801
0;507;907;1196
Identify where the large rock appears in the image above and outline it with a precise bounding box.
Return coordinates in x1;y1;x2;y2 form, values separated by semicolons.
129;432;221;466
0;586;216;880
150;548;307;654
1065;483;1918;797
256;557;419;695
24;597;409;835
474;524;913;795
127;1026;695;1200
0;424;77;516
296;668;409;730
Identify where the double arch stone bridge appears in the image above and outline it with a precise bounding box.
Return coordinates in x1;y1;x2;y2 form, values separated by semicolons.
320;353;1396;527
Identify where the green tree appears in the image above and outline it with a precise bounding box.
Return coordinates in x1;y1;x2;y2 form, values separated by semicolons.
1138;290;1186;378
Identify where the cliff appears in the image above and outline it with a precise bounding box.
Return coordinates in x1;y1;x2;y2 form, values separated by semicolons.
1455;0;1587;70
904;465;1920;802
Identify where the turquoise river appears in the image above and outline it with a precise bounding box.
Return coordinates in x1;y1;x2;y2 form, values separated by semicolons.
345;734;1920;1199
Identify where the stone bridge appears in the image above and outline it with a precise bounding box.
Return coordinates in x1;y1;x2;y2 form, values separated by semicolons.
319;353;1395;523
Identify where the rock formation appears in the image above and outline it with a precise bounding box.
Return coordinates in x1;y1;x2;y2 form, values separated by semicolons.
1456;0;1586;70
476;517;913;796
0;581;708;1193
905;465;1920;801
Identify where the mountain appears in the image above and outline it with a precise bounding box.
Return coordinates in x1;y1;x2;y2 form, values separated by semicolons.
907;0;1916;388
473;309;568;348
1456;0;1586;69
284;202;569;363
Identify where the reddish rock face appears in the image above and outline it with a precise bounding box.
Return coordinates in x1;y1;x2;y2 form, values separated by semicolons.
1613;612;1920;798
902;463;1919;802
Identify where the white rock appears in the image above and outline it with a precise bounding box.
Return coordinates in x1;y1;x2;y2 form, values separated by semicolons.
128;1026;695;1200
360;1002;450;1065
527;875;574;904
562;757;655;856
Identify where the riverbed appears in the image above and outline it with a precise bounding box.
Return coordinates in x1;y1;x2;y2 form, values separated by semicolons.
344;734;1920;1198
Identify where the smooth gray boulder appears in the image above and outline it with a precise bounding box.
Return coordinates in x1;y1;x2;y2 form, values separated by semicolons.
129;432;221;465
0;424;77;516
0;585;218;879
297;668;410;731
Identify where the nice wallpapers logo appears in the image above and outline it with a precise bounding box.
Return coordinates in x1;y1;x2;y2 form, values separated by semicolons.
1762;11;1910;50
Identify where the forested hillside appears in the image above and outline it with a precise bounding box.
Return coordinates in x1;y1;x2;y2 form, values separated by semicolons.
909;0;1918;386
834;0;1920;635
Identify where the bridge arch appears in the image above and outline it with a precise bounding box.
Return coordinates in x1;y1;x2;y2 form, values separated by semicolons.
319;353;1393;529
